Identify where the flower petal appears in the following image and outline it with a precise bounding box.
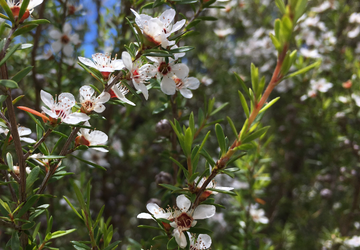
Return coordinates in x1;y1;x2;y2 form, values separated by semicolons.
185;77;200;90
51;40;62;53
20;137;36;144
194;234;212;249
176;195;191;212
159;9;175;27
171;19;186;34
161;76;176;95
179;88;193;99
63;23;72;34
122;51;133;71
40;90;55;108
79;85;95;100
78;57;96;68
18;126;31;136
96;92;110;103
49;29;62;40
63;44;74;57
173;229;187;249
171;63;189;79
193;205;216;219
64;112;90;124
137;212;153;219
133;81;149;100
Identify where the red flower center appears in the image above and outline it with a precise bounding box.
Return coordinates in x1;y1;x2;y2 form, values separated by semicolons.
61;35;70;44
175;212;193;229
159;62;171;75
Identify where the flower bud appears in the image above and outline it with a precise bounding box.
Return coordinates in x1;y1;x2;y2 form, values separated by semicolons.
155;119;172;137
342;80;352;89
155;171;173;186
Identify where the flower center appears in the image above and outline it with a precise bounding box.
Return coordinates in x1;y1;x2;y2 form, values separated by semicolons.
159;62;171;75
175;212;193;229
61;35;70;44
68;5;76;15
83;100;94;112
173;77;183;89
75;135;90;147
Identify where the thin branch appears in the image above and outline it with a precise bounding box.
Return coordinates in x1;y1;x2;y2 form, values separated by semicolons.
23;129;52;160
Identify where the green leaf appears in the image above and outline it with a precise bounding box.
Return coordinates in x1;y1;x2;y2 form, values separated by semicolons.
295;0;307;22
210;102;229;116
26;166;40;192
72;155;107;171
0;13;10;21
259;97;280;114
6;152;13;171
169;157;188;179
186;19;201;29
238;91;250;118
18;0;30;22
11;66;33;83
71;241;91;250
171;0;197;4
16;195;38;218
78;61;104;83
0;199;10;216
22;19;50;25
270;33;281;51
153;235;169;241
138;225;163;231
234;73;250;98
10;232;20;250
103;240;121;250
241;126;270;144
37;155;65;159
50;229;76;239
12;24;38;38
184;127;193;156
21;221;36;230
142;52;174;59
0;0;14;22
169;46;194;54
275;0;286;14
226;116;238;138
208;188;237;196
202;0;216;8
0;43;21;67
286;60;321;79
200;148;216;166
159;183;182;191
250;63;259;98
167;237;178;249
70;181;86;210
215;124;226;156
63;196;82;219
0;79;18;88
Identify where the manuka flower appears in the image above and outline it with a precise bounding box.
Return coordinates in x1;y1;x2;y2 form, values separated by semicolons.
75;122;108;152
50;23;80;57
41;90;90;125
249;204;269;224
170;195;215;249
148;56;189;96
188;233;212;250
122;51;156;100
131;9;185;48
7;0;43;22
108;76;135;106
78;53;124;79
172;75;200;99
0;126;36;143
79;85;110;114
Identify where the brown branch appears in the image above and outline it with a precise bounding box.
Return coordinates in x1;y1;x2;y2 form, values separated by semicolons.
23;129;52;160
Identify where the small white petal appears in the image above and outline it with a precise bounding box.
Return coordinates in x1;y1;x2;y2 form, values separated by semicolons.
171;64;189;79
161;76;176;95
63;44;74;57
176;195;191;212
20;137;36;144
78;57;97;68
137;212;153;219
40;90;55;108
18;127;31;136
133;81;149;100
64;112;90;124
63;23;72;34
51;40;62;53
122;51;133;72
193;205;216;219
179;88;193;99
49;29;62;40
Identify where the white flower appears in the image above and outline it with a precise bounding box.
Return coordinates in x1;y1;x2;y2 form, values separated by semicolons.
249;204;269;224
348;26;360;38
41;90;90;125
122;51;156;100
172;75;200;99
131;9;185;48
310;78;333;93
108;76;135;106
188;233;212;250
310;1;331;13
148;57;189;96
79;86;110;113
350;13;360;24
0;126;36;143
352;94;360;107
170;195;216;249
75;122;108;152
300;48;322;58
7;0;43;22
67;3;83;15
345;236;360;247
214;28;234;38
137;203;172;220
49;23;80;57
78;53;124;79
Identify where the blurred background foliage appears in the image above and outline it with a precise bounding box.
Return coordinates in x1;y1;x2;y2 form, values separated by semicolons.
2;0;360;249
